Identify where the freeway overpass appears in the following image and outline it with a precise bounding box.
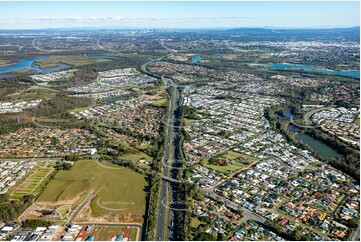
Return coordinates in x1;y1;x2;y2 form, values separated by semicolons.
160;174;182;183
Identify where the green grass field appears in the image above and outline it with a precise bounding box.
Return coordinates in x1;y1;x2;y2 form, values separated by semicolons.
7;89;55;102
0;59;14;67
204;161;244;174
151;98;167;107
37;159;147;222
136;143;154;151
57;205;71;218
355;118;360;125
119;151;153;163
204;150;258;174
34;55;109;68
190;218;205;228
220;150;258;161
118;143;153;168
184;118;194;126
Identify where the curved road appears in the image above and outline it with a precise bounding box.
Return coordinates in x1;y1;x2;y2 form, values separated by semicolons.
67;193;96;225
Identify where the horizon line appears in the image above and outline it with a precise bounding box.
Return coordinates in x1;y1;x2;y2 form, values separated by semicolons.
0;26;360;31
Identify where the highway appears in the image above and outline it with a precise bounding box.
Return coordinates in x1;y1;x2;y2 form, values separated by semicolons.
140;49;182;241
155;78;180;241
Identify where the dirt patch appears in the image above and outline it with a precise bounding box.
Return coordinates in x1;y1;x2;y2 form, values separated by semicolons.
74;204;143;224
18;204;60;222
223;54;239;60
170;55;189;61
74;203;109;223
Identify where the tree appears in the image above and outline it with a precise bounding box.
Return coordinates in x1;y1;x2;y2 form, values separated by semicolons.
117;143;125;153
217;233;227;241
195;232;217;241
50;137;58;145
346;218;360;228
266;221;283;234
64;154;79;161
225;223;233;232
0;194;9;203
291;229;308;241
23;220;51;229
63;162;72;170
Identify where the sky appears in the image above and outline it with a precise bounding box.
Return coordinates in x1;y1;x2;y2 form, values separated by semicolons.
0;1;359;29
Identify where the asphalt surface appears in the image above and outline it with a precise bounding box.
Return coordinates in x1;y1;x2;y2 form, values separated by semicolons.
155;80;179;241
141;55;180;241
201;189;266;224
351;224;360;241
67;193;96;224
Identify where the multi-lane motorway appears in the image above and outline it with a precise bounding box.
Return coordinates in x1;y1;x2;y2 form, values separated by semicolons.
155;78;180;241
141;54;181;241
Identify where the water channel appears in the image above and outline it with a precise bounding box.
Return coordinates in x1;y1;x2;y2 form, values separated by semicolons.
276;108;341;159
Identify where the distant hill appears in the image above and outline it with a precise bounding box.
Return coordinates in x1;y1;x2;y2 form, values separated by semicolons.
223;27;360;42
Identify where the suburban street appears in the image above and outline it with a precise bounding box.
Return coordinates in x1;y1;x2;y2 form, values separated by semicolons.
0;4;359;242
67;193;96;224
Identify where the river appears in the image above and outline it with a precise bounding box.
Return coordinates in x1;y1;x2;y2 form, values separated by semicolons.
276;108;341;159
0;56;71;78
190;55;202;64
267;63;360;79
295;134;342;159
0;57;47;73
0;55;116;78
92;55;118;59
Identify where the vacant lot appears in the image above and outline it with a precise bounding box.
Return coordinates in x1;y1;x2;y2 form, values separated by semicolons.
119;151;153;163
118;143;153;170
151;98;167;107
56;205;71;219
89;226;138;241
37;159;147;222
221;150;258;162
204;150;258;174
205;161;244;174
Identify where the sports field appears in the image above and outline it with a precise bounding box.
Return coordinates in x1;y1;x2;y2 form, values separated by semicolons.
37;159;147;222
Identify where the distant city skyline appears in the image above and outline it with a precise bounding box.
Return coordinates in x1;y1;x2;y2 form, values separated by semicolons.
0;1;359;29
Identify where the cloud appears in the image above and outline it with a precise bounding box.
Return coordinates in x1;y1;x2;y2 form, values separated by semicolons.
0;16;261;29
17;16;128;22
1;16;256;24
